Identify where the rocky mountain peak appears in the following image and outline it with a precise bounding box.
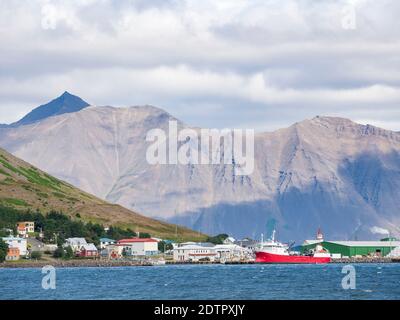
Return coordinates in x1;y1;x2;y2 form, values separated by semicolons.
9;91;90;127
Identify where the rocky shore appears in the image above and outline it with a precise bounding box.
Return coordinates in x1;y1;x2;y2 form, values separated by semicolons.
2;257;399;269
0;259;153;269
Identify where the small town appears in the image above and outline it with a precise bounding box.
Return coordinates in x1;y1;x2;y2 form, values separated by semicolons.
2;221;400;267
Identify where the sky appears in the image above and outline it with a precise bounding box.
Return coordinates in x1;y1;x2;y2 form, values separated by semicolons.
0;0;400;131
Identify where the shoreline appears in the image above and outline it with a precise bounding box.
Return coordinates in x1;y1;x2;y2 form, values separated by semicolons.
1;257;399;268
0;259;154;269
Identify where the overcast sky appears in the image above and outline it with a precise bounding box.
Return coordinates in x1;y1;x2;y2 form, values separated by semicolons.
1;0;400;131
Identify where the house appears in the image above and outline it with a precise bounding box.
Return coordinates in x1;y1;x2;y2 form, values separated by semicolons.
223;237;236;244
78;244;99;258
16;221;35;238
63;238;99;257
173;244;217;262
100;238;115;249
64;238;88;252
117;238;159;256
234;238;259;251
101;244;125;259
6;247;20;261
2;237;28;256
214;244;252;261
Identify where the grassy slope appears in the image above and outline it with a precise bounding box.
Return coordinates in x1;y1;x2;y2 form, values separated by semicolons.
0;148;206;241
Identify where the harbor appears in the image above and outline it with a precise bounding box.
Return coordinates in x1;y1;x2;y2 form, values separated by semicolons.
3;224;400;267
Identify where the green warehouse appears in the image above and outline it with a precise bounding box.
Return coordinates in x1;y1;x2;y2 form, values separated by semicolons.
302;239;400;258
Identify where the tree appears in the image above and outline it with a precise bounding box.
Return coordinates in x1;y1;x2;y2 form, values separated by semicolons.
139;232;151;238
0;229;11;237
158;241;173;253
206;234;229;244
64;246;74;259
0;239;8;263
53;246;64;258
31;251;42;260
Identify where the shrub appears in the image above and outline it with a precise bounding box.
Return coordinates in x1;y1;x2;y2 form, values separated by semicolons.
53;246;64;258
31;251;42;260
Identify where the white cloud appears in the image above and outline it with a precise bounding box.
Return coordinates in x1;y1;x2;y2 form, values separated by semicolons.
370;226;390;235
0;0;399;131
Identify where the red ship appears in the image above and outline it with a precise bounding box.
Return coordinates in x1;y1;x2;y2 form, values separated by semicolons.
255;230;331;264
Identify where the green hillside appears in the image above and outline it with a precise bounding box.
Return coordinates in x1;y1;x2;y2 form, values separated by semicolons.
0;148;206;241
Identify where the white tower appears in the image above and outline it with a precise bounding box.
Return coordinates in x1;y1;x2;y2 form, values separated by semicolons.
316;228;324;241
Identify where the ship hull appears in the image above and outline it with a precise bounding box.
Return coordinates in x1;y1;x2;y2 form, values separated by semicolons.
255;252;331;264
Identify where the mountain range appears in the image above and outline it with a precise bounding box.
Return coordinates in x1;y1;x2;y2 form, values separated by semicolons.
1;93;399;242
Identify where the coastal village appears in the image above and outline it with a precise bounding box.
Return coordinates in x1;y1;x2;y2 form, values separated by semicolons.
2;221;400;266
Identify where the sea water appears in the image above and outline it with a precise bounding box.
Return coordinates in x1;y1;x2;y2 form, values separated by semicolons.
1;263;399;300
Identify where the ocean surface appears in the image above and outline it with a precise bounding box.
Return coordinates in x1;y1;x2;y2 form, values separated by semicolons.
1;263;399;300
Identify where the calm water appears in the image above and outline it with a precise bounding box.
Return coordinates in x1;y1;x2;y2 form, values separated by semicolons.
1;264;399;300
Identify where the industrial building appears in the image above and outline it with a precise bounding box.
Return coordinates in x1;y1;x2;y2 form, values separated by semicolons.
117;238;159;256
173;244;217;262
302;239;400;258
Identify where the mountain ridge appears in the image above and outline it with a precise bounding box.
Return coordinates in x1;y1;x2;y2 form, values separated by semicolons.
7;91;90;127
1;96;399;242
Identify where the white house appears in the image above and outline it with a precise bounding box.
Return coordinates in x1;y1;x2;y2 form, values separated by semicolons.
64;237;88;252
214;244;252;261
2;237;28;256
223;237;236;244
173;244;217;262
99;238;115;249
234;238;259;251
117;238;159;256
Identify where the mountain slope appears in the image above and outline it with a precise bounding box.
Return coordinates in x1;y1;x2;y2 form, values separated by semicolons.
1;102;400;242
9;91;90;127
0;147;206;241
